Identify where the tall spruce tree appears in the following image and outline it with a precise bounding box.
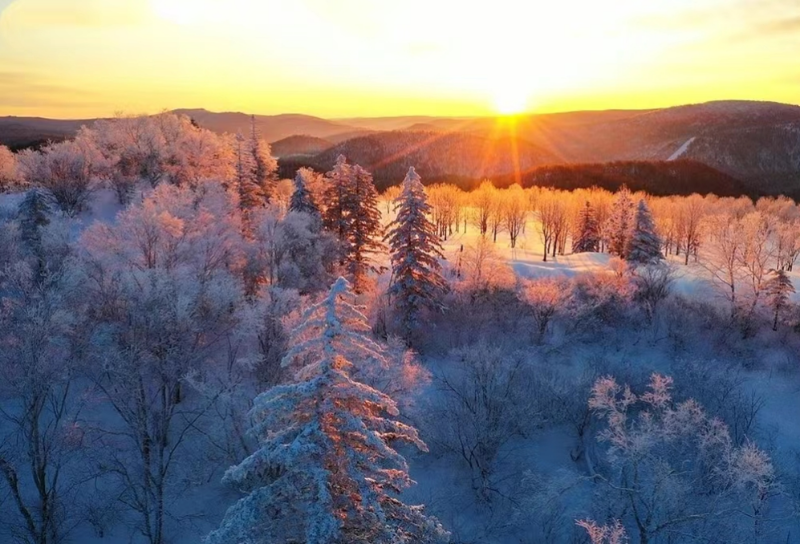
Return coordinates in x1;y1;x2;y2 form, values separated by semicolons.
385;167;448;340
235;132;265;213
606;186;635;258
17;187;53;281
289;168;321;222
247;115;277;203
322;155;351;241
206;278;448;544
626;199;663;264
573;201;600;253
322;156;384;292
347;164;385;292
764;268;795;331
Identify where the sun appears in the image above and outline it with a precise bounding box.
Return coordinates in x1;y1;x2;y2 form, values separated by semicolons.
492;88;529;115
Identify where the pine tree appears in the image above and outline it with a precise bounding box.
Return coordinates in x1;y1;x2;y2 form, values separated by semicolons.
322;155;351;241
322;156;385;293
235;132;265;213
573;201;600;253
18;188;52;246
626;199;663;264
206;278;449;544
347;165;385;292
247;115;277;203
385;167;448;340
17;188;53;280
764;268;795;331
289;168;321;222
606;186;635;258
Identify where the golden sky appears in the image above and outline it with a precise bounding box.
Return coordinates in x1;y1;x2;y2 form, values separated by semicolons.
1;0;798;118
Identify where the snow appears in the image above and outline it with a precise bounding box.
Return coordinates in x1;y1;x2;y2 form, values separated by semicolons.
667;136;696;160
5;185;800;543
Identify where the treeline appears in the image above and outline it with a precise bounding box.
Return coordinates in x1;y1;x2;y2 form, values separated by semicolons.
504;159;751;197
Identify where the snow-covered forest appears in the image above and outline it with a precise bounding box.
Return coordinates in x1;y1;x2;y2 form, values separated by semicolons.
4;112;800;544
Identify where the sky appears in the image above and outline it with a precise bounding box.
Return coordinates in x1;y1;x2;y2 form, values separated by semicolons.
0;0;799;118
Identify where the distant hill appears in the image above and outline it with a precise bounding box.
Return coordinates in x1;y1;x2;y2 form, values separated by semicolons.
292;130;559;191
171;109;362;142
5;100;800;196
504;160;750;198
270;135;333;158
428;101;800;193
0;116;92;149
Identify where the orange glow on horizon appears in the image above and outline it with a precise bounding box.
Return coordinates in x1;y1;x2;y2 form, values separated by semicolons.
0;0;798;119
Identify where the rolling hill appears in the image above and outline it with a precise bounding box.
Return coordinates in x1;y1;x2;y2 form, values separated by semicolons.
171;109;363;143
0;116;92;149
270;135;333;158
4;101;800;195
289;130;559;191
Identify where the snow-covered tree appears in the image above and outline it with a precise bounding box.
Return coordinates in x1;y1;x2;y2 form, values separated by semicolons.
235;132;267;214
16;140;96;216
251;206;337;294
289;167;321;221
17;188;54;279
0;259;91;544
322;156;384;292
345;164;384;292
536;190;568;261
625;199;662;264
576;520;628;544
385;167;448;340
763;268;795;331
245;116;277;203
81;182;247;544
0;144;19;189
590;373;779;544
207;278;448;544
322;155;352;241
573;201;601;253
521;277;567;344
606;187;634;258
501;184;527;248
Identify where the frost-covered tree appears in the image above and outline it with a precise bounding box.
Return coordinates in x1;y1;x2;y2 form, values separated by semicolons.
606;187;634;258
322;156;384;292
0;260;91;544
590;373;779;544
322;155;352;241
345;164;385;292
625;199;662;264
385;167;448;340
16;140;96;216
763;268;795;331
573;201;600;253
78;113;237;202
81;182;247;544
246;116;277;203
536;190;568;261
17;188;54;280
501;184;527;248
521;277;567;344
289;167;321;221
207;278;448;544
0;144;19;189
235;132;267;214
576;520;628;544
